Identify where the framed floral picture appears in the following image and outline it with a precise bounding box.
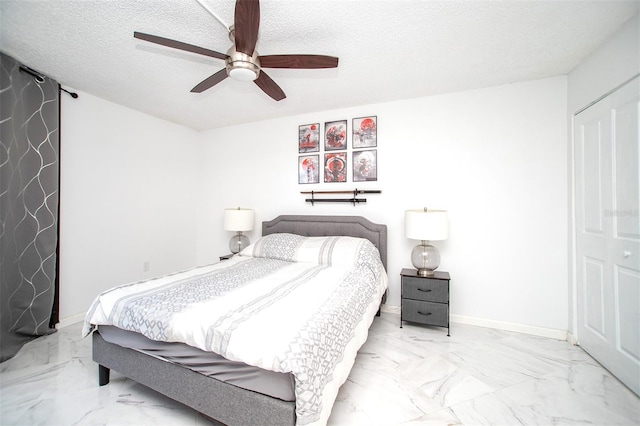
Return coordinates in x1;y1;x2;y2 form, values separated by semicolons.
352;116;377;148
298;123;320;153
298;155;319;184
324;120;347;151
353;149;377;182
324;152;347;183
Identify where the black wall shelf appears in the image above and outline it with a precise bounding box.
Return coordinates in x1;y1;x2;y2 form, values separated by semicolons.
301;189;381;206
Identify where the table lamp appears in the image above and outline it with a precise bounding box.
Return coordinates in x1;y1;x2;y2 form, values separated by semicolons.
405;208;449;276
224;207;254;253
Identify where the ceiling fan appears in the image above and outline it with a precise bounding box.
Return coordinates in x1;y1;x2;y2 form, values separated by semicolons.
134;0;339;101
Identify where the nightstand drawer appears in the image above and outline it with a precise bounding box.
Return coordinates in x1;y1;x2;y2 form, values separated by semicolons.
401;299;448;327
402;277;448;303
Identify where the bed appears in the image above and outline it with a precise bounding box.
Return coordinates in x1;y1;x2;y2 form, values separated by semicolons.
84;215;388;426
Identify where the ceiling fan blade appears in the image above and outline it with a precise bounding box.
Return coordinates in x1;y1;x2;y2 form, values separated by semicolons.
234;0;260;56
134;31;228;60
254;71;286;101
259;54;339;69
191;69;229;93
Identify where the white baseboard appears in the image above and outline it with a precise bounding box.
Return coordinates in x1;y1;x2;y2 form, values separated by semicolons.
384;305;568;341
57;312;85;329
451;314;568;341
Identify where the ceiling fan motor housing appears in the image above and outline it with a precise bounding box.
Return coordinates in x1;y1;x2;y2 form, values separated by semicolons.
225;32;260;82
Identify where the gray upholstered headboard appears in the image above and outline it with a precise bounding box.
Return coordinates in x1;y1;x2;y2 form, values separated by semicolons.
262;215;387;270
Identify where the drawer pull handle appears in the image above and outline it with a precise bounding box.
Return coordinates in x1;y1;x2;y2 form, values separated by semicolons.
417;311;432;316
417;288;432;293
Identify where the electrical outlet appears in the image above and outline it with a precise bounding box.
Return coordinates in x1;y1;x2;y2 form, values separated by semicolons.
143;261;150;272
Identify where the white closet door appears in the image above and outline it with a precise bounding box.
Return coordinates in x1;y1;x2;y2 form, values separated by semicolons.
574;75;639;396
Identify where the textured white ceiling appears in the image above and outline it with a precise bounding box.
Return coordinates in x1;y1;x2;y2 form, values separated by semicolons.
1;0;638;131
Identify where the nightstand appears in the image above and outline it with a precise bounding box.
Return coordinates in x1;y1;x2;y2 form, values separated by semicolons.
219;253;234;261
400;268;450;336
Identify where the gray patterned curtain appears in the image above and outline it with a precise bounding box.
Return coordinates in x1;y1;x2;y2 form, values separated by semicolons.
0;52;60;362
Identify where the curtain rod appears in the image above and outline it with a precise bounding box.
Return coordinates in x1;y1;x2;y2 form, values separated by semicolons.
59;86;78;98
19;65;45;83
19;64;78;98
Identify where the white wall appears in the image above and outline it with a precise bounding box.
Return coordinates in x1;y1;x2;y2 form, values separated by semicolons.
198;76;568;332
59;91;200;321
566;14;640;335
56;76;568;334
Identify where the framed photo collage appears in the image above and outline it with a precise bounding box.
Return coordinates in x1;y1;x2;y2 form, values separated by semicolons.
298;116;377;184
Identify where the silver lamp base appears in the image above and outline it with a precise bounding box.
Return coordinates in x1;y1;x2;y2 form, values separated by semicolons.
229;232;250;254
411;240;440;276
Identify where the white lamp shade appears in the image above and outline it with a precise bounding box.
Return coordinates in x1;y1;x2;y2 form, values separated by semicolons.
405;209;448;241
224;208;255;232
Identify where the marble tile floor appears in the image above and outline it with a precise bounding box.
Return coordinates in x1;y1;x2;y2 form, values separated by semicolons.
1;312;638;426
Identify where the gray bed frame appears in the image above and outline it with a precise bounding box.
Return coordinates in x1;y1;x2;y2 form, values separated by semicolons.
93;215;387;426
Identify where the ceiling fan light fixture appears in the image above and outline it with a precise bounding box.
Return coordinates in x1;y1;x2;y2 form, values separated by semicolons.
229;66;258;81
